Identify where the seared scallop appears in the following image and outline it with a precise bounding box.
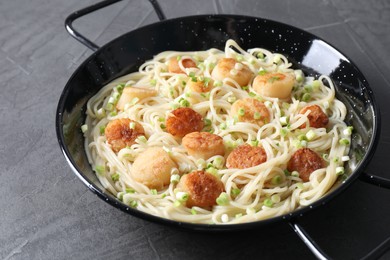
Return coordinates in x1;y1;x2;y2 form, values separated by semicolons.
231;98;270;126
131;147;177;190
116;86;157;111
226;144;267;169
176;170;224;208
105;118;145;152
253;72;295;99
211;58;253;87
287;148;326;182
182;132;225;160
299;105;328;129
166;107;204;138
168;57;197;74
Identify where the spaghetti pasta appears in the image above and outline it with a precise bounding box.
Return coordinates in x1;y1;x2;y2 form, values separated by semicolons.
83;40;351;224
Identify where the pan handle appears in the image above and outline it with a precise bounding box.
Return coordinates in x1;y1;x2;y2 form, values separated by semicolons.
289;219;390;259
359;171;390;189
65;0;166;52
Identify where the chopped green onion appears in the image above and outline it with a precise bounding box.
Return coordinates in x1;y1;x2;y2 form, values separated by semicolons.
129;200;138;208
206;166;218;176
110;111;117;116
336;167;345;175
322;153;329;161
129;122;136;129
236;55;244;62
176;55;182;61
81;124;88;133
343;126;353;136
302;93;311;102
161;193;167;198
271;175;282;185
291;171;299;177
241;86;249;91
136;136;147;143
248;91;257;97
339;138;350;145
333;157;339;163
254;112;261;120
231;188;241;197
99;125;106;135
213;157;224;169
150;79;157;86
221;214;229;223
298;134;307;141
204;118;212;126
111;173;120;182
191;208;197;215
96;108;106;119
189;72;195;78
341;156;350;162
296;183;304;189
292;139;301;148
196;158;207;169
294;70;304;82
263;198;273;207
256;52;264;59
227;96;237;103
151;189;158;195
264;101;272;108
284;169;291;176
126;188;135;193
300;140;308;147
258;69;267;75
117;192;124;201
95;165;105;175
273;55;281;64
216;192;229;206
170;174;180;184
306;130;317;140
312;80;321;90
213;80;223;87
279;116;288;125
173;200;182;207
304;85;313;93
176;191;189;202
250;140;259;147
281;128;289;137
160;123;166;129
271;194;281;203
238;108;245;116
235;213;243;219
219;122;227;130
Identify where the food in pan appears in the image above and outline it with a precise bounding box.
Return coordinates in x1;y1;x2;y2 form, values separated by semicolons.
82;39;352;224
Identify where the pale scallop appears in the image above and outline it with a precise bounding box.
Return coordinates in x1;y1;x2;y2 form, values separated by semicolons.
131;147;177;190
252;72;295;99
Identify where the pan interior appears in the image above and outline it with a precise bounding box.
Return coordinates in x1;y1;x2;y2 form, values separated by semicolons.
57;15;378;229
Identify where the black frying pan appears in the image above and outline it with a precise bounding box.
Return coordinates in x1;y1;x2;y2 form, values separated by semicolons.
56;0;390;258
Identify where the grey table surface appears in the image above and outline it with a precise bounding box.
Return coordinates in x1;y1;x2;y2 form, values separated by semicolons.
1;0;390;259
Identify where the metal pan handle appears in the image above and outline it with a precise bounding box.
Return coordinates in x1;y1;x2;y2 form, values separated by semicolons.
359;171;390;189
65;0;166;52
289;219;390;259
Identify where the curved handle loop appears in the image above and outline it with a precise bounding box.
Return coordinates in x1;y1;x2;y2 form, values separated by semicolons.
65;0;166;51
289;219;390;259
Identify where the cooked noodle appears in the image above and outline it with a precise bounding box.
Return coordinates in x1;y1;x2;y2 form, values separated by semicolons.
83;40;351;224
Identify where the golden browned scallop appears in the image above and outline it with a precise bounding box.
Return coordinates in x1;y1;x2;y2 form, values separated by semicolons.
226;144;267;169
287;148;326;182
211;58;253;87
105;118;145;153
166;107;204;138
168;57;197;74
231;98;270;126
176;170;224;208
182;132;225;160
299;105;329;129
252;72;295;99
131;147;177;190
116;86;157;111
187;77;213;93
